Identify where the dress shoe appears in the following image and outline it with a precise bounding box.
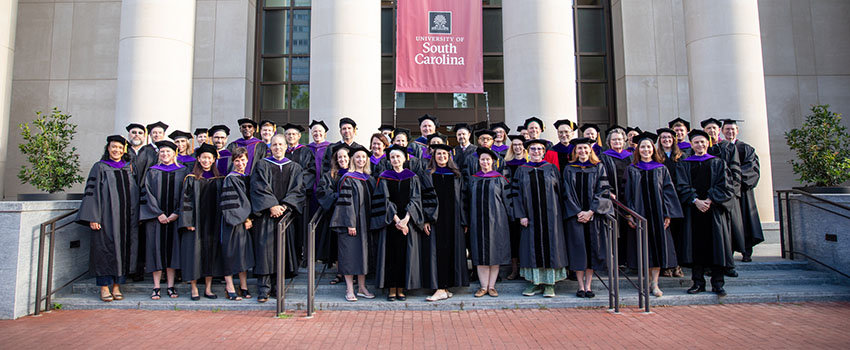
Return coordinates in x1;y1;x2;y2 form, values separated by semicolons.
725;269;739;278
576;290;586;298
712;288;727;297
742;256;753;263
687;285;706;294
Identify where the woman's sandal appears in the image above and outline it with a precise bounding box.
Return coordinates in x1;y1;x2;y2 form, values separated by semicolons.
426;291;449;302
356;291;376;299
396;292;407;301
329;275;343;285
226;291;243;301
345;293;358;302
101;289;114;302
150;288;161;300
112;290;124;301
167;287;178;299
240;288;252;299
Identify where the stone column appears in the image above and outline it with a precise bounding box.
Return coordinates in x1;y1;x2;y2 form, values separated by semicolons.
309;0;381;146
0;0;17;199
683;0;775;222
502;0;577;141
114;0;196;134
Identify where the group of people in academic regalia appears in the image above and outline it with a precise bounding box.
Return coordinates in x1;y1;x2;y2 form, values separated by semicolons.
76;112;764;303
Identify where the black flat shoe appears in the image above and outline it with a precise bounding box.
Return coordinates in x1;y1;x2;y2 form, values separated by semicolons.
742;256;752;263
257;295;269;303
240;288;252;299
576;290;586;298
397;294;407;301
687;285;706;294
585;290;595;298
226;292;242;301
204;293;218;299
725;269;739;278
712;288;727;297
191;294;200;301
386;295;396;301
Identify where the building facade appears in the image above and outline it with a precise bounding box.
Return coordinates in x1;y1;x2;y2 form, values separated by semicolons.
2;0;850;223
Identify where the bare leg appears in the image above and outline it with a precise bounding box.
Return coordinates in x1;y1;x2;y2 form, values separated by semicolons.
165;268;176;288
344;275;355;299
488;265;500;290
584;269;594;292
650;267;662;296
575;271;586;291
152;270;162;289
224;275;236;294
476;266;490;290
357;275;372;296
190;280;199;298
204;276;214;296
112;283;121;296
238;271;249;291
508;258;519;279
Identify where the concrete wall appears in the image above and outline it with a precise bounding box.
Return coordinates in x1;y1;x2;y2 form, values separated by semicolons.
0;200;89;319
611;0;850;193
788;194;850;278
4;0;256;199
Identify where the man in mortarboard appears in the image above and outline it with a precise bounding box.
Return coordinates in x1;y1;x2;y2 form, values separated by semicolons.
209;125;233;175
721;119;764;262
625;127;642;152
668;117;693;155
194;128;209;149
227;118;267;174
283;123;316;263
307;120;330;183
125;123;151;183
321;117;361;176
409;114;439;158
543;119;577;171
453;123;476;171
378;124;394;144
675;129;734;297
258;120;277;148
703;117;745;277
579;123;604;156
522;117;552;148
517;125;528;139
462;129;504;178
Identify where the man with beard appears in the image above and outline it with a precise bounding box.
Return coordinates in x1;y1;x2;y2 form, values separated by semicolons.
227;118;267;174
321;117;362;175
210;125;232;175
283;123;316;263
703;117;744;278
721;119;764;262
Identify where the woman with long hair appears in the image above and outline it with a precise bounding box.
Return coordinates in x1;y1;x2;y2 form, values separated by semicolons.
369;132;391;177
623;133;683;297
76;135;139;302
656;128;686;278
140;140;189;300
600;127;633;264
316;145;351;285
219;147;255;300
563;138;612;298
170;130;196;169
503;134;527;280
178;143;225;300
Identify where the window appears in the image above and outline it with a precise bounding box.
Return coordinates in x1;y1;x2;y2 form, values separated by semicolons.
574;0;616;126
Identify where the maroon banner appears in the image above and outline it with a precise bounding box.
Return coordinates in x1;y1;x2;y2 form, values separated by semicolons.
395;0;483;93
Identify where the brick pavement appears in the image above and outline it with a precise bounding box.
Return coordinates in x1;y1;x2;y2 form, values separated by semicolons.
1;302;849;349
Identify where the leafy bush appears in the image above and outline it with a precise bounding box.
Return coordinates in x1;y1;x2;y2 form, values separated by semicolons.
17;108;84;193
785;105;850;187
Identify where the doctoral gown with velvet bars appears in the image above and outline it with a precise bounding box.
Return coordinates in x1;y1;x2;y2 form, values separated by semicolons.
132;144;159;185
370;154;391;180
407;137;428;159
543;142;572;172
227;137;268;175
76;160;140;277
511;162;569;269
422;168;469;289
562;162;613;271
466;171;512;266
321;141;362;176
736;140;764;249
662;154;686;256
462;151;505;179
219;172;255;275
623;162;683;269
177;172;225;280
315;171;345;263
503;158;527;259
140;164;189;273
709;140;746;254
330;172;373;276
286;144;317;263
453;144;476;172
600;149;633;263
370;169;427;290
250;157;306;276
675;154;735;268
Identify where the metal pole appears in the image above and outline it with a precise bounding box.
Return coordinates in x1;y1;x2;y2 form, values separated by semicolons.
642;220;650;313
393;91;398;128
613;219;620;313
46;223;56;312
307;213;316;318
483;91;491;125
786;193;795;260
34;224;47;316
636;218;645;310
276;217;286;316
777;192;786;259
606;219;614;311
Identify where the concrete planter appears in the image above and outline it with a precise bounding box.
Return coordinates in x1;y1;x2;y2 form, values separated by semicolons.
786;193;850;277
0;200;89;319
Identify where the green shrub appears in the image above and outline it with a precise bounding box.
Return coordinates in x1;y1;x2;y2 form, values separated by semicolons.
17;108;84;193
785;105;850;187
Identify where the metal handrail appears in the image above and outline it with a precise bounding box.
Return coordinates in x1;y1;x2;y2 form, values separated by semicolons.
34;209;80;316
306;207;324;318
603;198;651;314
776;189;850;263
275;211;294;317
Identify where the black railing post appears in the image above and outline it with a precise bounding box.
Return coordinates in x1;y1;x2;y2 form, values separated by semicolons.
46;222;56;312
34;223;47;316
307;210;320;318
786;192;795;260
636;217;645;310
606;218;614;311
641;219;650;313
777;191;786;259
276;213;287;317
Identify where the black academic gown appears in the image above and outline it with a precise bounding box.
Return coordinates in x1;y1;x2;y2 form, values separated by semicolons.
250;157;306;277
423;169;469;289
315;171;344;263
370;169;426;290
453;144;476;171
132;144;159;185
562;162;613;271
370;155;391;180
462;150;505;179
503;158;527;259
662;153;686;259
286;144;317;263
227;138;268;175
709;140;746;254
219;172;255;275
76;160;140;278
466;171;512;266
511;162;569;269
407;137;428;159
675;154;735;268
623;163;683;269
735;140;765;250
600;150;634;263
330;172;373;276
140;164;189;273
177;173;225;281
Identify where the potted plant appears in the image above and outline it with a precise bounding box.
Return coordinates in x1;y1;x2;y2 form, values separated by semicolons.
16;108;85;200
785;104;850;193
